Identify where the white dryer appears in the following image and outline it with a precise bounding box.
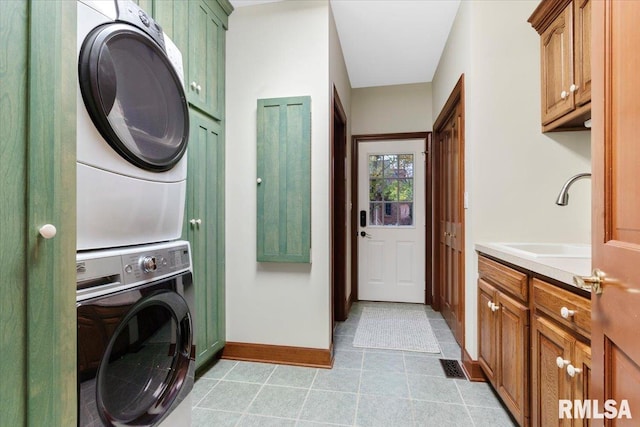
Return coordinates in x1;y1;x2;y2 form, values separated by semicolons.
77;0;189;251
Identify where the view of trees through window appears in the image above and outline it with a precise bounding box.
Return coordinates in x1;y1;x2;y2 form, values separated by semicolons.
368;154;414;226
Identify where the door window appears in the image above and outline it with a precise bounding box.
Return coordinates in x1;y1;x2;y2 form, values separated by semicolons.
79;23;189;171
368;154;414;226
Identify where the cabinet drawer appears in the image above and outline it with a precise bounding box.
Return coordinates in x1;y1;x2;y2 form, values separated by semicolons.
478;256;528;303
532;278;591;339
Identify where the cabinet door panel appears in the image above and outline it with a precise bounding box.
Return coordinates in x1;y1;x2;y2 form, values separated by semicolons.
532;316;573;427
574;0;591;107
497;291;529;425
572;340;591;427
478;278;498;384
541;5;575;124
187;111;224;369
188;1;222;118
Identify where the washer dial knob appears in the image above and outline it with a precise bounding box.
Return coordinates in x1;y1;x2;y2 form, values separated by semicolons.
140;256;157;273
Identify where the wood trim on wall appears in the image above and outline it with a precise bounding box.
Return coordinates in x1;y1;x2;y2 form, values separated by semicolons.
432;74;466;345
222;342;333;369
462;348;487;382
331;86;348;323
350;132;431;304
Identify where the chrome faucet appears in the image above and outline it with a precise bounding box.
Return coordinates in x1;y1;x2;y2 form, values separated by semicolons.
555;173;591;206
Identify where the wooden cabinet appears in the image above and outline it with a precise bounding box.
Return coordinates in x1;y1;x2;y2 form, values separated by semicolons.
478;257;530;426
185;110;226;369
529;0;591;132
531;279;591;427
478;255;592;426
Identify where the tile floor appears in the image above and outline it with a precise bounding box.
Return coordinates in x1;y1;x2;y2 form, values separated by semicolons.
191;301;517;426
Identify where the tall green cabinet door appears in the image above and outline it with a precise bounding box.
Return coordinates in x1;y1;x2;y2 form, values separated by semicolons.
1;1;77;425
256;96;312;263
187;0;226;119
184;110;226;370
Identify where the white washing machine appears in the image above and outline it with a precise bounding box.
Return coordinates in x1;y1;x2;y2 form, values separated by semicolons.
77;0;189;251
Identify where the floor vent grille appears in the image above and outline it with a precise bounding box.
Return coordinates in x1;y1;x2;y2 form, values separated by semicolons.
439;359;466;379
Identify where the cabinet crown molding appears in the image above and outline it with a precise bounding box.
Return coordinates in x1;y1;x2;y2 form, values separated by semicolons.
528;0;573;34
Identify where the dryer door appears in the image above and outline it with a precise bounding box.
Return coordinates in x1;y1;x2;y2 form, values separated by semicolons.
79;23;189;172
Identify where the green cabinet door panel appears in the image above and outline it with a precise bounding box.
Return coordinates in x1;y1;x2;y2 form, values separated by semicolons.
1;2;29;425
185;110;226;370
187;0;225;119
1;1;77;425
257;96;311;263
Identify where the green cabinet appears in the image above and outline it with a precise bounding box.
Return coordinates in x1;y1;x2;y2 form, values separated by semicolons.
184;110;226;368
187;0;226;119
256;96;312;263
153;0;231;370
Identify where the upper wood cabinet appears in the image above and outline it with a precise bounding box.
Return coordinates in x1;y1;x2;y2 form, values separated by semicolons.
529;0;591;132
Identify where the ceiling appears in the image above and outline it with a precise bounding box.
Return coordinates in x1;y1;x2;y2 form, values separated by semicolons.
230;0;461;88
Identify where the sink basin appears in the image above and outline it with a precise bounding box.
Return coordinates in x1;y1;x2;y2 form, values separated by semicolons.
493;243;591;258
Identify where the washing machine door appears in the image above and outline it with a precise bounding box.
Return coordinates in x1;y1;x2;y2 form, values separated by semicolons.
79;23;189;172
89;289;193;426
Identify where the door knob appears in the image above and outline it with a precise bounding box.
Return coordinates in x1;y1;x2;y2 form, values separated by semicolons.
573;269;640;295
567;364;582;377
39;224;57;239
573;269;606;294
560;307;575;318
556;357;570;369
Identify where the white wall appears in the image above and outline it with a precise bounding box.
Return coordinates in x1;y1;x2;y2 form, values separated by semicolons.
329;4;353;302
225;0;332;349
432;0;591;359
351;83;433;134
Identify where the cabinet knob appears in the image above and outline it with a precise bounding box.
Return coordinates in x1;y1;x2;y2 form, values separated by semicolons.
569;84;578;92
560;306;575;318
189;218;196;225
490;302;499;312
560;90;568;99
190;81;197;90
196;218;202;225
38;224;57;239
196;84;202;93
487;301;493;309
257;178;262;184
567;364;582;377
556;357;570;369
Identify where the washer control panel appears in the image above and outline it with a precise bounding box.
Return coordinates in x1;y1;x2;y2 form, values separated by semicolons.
121;243;190;285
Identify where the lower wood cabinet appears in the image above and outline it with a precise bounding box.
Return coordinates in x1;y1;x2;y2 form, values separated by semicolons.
185;110;226;369
478;254;592;427
531;279;591;427
478;259;530;426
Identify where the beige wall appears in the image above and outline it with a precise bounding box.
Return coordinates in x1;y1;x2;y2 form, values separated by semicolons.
225;0;331;349
432;0;591;359
352;83;433;135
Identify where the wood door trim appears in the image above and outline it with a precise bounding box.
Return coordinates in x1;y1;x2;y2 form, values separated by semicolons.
222;342;333;368
331;86;348;323
432;74;465;345
350;132;431;304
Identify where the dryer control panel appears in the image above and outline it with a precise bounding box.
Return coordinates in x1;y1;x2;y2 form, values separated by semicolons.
121;243;190;285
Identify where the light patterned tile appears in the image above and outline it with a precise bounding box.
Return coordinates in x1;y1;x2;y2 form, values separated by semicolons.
312;368;360;393
412;401;473;427
360;371;409;398
408;375;463;403
267;365;317;388
197;381;261;412
224;361;276;383
191;408;242;427
247;385;308;418
355;395;413;427
299;390;357;425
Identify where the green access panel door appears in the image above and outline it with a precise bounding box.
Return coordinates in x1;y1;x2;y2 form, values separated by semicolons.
256;96;311;263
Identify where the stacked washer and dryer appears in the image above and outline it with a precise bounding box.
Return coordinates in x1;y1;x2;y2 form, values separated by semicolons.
75;1;195;426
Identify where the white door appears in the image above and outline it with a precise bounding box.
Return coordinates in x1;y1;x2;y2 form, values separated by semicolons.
358;139;426;303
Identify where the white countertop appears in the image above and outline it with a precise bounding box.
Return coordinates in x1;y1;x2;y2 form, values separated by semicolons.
475;242;592;288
